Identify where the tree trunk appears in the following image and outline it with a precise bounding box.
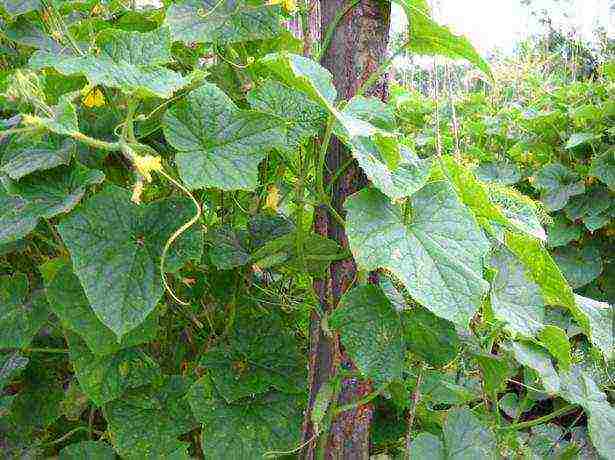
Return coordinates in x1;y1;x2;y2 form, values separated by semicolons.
302;1;391;458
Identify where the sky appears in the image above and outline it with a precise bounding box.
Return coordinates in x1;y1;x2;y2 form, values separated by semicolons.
391;0;614;55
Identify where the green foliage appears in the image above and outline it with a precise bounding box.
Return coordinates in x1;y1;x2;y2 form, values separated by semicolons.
0;1;612;458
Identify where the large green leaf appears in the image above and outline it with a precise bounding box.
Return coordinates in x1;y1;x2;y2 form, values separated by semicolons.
408;433;445;460
259;52;337;109
505;233;576;311
553;245;603;289
546;215;581;248
0;138;74;180
0;274;48;349
475;161;521;185
68;333;160;406
533;164;585;211
565;186;614;232
200;312;305;403
443;407;497;459
403;305;460;367
30;52;189;99
508;341;560;394
345;182;490;327
58;185;203;339
394;0;492;78
488;247;545;338
104;376;197;459
165;0;282;45
329;284;404;383
575;295;614;360
41;259;158;356
163;83;285;190
336;98;431;200
59;441;116;460
558;367;615;459
97;27;173;66
590;149;615;190
0;164;105;244
0;0;41;16
247;80;327;150
411;407;497;459
187;379;303;460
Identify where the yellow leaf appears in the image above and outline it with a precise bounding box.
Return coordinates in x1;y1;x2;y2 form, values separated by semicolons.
265;185;280;212
82;88;105;108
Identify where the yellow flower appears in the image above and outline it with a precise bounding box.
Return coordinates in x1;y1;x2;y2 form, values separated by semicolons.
264;185;280;212
82;88;105;108
133;155;162;182
268;0;297;13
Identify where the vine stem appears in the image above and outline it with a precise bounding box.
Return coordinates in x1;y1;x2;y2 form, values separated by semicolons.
499;404;579;431
157;169;203;309
333;383;389;416
22;347;69;354
405;365;424;459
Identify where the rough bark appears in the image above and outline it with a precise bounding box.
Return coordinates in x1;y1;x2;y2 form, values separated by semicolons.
301;1;391;458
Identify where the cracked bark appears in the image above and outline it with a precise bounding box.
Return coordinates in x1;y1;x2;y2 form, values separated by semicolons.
301;1;391;458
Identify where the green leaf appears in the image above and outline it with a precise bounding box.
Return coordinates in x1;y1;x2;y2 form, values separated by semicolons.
59;441;116;460
251;233;343;276
394;0;492;78
345;183;490;327
408;433;445;460
0;164;105;244
163;83;285;190
335;100;431;200
499;393;522;419
189;387;303;460
565;132;599;149
0;351;28;391
505;232;576;312
403;305;460;367
575;295;614;360
165;0;282;45
247;80;327;150
0;138;74;180
41;259;158;356
0;274;48;349
200;312;305;403
104;376;196;459
97;27;173;66
558;367;615;459
547;215;581;248
590;149;615;190
488;187;547;242
443;407;497;459
488;247;545;338
68;333;160;406
475;161;521;185
0;0;41;16
533;164;585;211
30;52;189;99
507;341;560;394
537;325;572;371
31;97;79;136
344;96;397;131
439;156;515;238
329;284;404;383
207;225;251;269
475;353;516;394
553;245;603;289
565;186;614;232
58;185;203;339
259;52;337;109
